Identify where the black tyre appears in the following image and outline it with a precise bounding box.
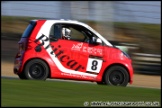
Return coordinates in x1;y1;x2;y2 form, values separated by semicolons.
96;81;106;85
104;66;129;87
24;59;49;80
18;72;27;79
96;78;106;85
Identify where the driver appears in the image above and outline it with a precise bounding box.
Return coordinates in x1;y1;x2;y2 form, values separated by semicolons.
62;28;71;40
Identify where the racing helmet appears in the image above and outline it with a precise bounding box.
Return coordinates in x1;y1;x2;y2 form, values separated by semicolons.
62;28;71;40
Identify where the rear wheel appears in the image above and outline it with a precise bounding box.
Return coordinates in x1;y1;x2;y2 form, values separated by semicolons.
104;66;129;87
18;72;27;79
24;59;49;80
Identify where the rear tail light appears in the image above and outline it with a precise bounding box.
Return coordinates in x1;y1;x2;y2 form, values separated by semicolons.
15;53;20;58
19;43;26;51
16;43;26;58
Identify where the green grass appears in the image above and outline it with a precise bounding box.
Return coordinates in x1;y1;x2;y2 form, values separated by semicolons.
1;78;161;107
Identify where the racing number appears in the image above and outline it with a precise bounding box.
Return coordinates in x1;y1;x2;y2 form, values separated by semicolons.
91;60;98;70
86;58;103;73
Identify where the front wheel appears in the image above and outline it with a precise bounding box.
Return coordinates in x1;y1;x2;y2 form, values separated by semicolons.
96;78;106;85
24;59;49;80
96;81;106;85
104;66;129;87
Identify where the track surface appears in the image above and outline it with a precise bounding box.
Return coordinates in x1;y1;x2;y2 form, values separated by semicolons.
2;60;161;89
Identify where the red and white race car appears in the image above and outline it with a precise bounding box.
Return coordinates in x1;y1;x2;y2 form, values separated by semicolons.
13;19;134;86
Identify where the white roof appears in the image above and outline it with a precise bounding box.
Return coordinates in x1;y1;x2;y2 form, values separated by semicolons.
33;19;113;47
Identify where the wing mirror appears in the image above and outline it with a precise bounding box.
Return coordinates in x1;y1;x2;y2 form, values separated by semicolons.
92;37;102;44
96;38;102;44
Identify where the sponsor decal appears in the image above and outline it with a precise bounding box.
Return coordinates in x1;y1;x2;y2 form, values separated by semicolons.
61;72;94;79
71;42;83;51
71;42;103;55
34;34;85;71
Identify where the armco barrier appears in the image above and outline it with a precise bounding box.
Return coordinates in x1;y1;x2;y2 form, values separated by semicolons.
132;53;161;75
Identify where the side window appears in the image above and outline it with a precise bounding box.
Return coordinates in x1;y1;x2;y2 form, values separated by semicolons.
49;23;98;44
49;24;61;41
70;28;86;42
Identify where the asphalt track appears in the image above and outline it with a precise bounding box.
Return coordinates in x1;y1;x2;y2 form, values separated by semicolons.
1;75;160;89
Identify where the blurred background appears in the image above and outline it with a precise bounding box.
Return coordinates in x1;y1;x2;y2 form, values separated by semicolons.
1;1;161;75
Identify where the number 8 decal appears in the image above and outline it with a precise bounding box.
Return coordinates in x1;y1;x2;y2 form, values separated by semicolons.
91;60;98;70
86;58;103;73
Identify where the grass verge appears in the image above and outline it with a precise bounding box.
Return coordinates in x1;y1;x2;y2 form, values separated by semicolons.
1;78;161;107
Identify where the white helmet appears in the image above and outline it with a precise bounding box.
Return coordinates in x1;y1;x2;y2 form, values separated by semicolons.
62;28;71;40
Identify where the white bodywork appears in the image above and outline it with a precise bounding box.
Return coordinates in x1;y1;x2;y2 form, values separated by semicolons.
35;19;113;46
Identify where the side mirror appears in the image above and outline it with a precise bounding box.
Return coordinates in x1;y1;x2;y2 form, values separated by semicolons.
92;37;102;44
96;38;102;44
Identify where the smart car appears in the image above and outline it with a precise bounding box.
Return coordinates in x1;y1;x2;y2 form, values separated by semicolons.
13;19;134;86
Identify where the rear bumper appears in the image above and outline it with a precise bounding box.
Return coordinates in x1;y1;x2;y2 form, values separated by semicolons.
14;68;19;74
13;57;22;74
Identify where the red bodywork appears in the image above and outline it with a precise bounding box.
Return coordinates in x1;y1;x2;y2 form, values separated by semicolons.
14;20;133;84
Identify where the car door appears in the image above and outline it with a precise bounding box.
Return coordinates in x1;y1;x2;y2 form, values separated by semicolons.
49;23;89;75
68;24;104;75
84;42;104;75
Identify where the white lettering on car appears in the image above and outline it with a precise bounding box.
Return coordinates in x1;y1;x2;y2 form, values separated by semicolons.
71;42;103;55
71;43;83;51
